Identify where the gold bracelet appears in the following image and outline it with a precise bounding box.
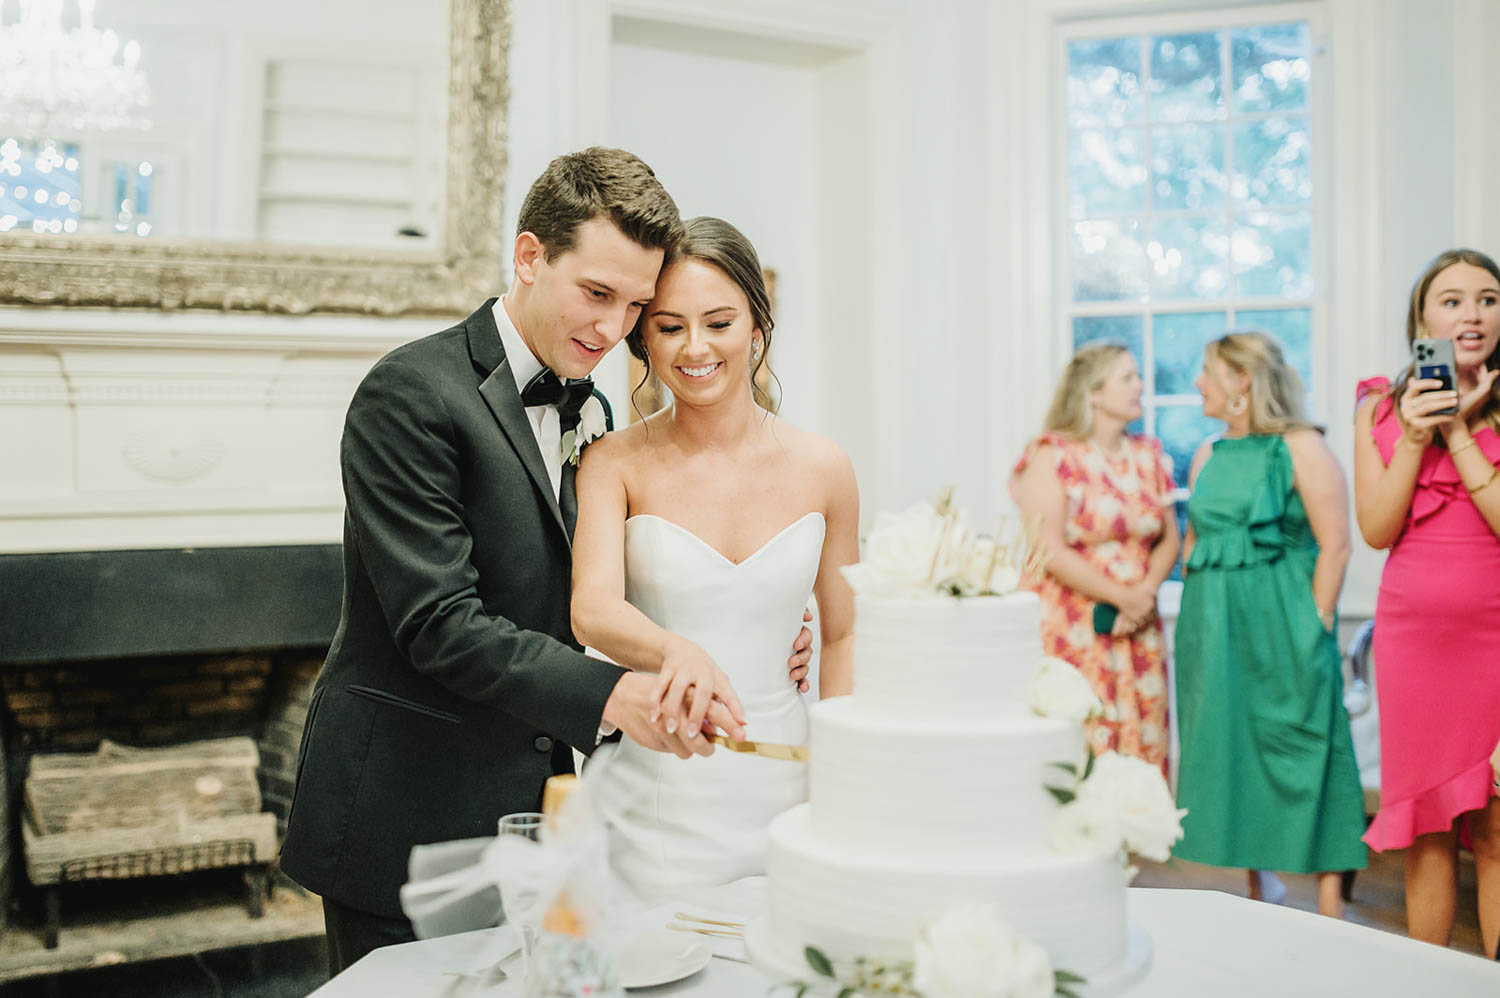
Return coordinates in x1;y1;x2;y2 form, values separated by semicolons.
1468;466;1499;496
1450;437;1478;459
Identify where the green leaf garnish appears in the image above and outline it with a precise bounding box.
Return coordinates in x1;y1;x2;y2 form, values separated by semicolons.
805;946;835;978
1046;785;1077;805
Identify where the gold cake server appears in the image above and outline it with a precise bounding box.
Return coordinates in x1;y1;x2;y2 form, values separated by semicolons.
710;735;809;762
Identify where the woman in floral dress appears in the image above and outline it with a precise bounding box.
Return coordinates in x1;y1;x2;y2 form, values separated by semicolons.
1011;341;1180;775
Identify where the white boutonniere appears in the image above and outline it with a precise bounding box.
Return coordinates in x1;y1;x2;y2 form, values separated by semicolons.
562;395;608;465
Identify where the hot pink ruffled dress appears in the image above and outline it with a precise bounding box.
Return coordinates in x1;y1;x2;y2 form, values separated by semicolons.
1360;376;1500;850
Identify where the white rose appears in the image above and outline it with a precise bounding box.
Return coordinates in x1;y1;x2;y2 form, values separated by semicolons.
954;536;1022;596
913;905;1054;998
842;502;970;596
1051;795;1124;858
1076;751;1185;862
565;396;609;465
1029;657;1102;723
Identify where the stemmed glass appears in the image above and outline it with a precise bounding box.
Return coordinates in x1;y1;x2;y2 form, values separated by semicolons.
496;811;547;984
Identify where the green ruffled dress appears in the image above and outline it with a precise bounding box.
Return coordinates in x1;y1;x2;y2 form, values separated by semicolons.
1173;435;1367;872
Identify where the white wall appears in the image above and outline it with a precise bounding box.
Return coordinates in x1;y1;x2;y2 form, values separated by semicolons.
604;39;823;428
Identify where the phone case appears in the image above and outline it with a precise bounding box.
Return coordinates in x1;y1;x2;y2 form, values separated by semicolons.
1093;602;1119;634
1412;338;1459;415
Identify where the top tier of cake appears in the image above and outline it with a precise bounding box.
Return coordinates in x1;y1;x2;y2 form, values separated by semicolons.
853;590;1042;721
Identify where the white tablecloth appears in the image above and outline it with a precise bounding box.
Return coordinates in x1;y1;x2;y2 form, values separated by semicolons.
313;887;1500;997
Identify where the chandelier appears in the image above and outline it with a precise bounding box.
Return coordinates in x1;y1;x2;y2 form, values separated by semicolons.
0;0;151;137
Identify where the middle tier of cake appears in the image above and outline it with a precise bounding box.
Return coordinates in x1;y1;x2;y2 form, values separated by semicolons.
809;696;1084;855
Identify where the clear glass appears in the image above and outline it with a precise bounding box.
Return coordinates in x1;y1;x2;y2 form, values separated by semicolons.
1;137;82;236
1067;37;1144;129
1231;22;1311;114
1148;31;1224;123
1149;123;1226;212
1073;314;1144;358
1149;216;1230;300
1232;117;1311;210
1154;402;1223;489
1232;210;1313;298
1154;311;1229;395
1239;306;1313;388
1070;218;1148;303
1068;128;1147;218
498;812;547;985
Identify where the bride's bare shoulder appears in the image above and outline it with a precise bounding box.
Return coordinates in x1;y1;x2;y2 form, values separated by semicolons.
770;417;856;483
577;418;650;472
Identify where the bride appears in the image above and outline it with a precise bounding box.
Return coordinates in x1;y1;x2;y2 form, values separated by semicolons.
570;216;858;898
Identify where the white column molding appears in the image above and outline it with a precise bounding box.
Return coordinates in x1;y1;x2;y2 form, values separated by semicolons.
989;0;1060;513
1451;0;1500;254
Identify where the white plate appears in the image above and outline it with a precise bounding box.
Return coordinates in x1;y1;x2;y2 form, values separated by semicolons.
617;928;713;989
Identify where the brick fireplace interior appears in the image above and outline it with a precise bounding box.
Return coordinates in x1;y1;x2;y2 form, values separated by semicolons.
0;544;341;988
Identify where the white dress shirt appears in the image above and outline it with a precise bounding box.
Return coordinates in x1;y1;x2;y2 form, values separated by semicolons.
491;296;563;500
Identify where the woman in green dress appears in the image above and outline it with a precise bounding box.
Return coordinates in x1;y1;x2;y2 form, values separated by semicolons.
1175;331;1367;918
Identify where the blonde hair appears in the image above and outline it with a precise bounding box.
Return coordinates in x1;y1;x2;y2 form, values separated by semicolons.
1043;341;1131;439
1205;331;1314;434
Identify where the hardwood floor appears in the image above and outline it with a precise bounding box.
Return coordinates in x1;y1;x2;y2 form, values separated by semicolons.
1134;847;1487;957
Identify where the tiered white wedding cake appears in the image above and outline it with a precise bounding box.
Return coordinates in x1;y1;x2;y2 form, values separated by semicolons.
747;500;1178;995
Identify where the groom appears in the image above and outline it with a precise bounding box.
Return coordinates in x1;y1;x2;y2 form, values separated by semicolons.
279;148;811;974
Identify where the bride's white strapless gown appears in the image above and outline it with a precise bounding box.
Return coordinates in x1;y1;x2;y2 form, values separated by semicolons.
599;511;825;900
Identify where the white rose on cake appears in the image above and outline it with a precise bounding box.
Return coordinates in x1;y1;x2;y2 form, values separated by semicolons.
1029;657;1103;723
1075;751;1186;862
841;502;971;596
913;905;1054;998
1051;794;1125;859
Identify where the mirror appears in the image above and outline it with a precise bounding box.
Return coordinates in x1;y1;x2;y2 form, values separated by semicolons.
0;0;507;315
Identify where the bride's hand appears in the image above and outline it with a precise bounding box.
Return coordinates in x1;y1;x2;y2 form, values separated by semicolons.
653;637;747;745
788;609;814;693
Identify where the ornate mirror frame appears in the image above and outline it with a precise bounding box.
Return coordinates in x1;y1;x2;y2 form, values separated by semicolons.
0;0;508;317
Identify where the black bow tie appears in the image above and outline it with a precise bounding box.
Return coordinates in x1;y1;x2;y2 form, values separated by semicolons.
520;369;594;432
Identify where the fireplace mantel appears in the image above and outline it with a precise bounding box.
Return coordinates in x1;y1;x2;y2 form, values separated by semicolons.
0;307;444;554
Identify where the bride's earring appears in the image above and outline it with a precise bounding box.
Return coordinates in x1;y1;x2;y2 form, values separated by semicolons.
1227;393;1248;415
751;341;762;365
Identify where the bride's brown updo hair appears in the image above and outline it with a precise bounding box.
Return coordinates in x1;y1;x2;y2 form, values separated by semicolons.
627;216;778;413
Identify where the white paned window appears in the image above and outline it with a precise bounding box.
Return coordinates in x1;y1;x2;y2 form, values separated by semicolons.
1059;7;1321;493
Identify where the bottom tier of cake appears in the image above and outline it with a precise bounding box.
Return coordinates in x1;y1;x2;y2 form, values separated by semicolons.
763;803;1131;979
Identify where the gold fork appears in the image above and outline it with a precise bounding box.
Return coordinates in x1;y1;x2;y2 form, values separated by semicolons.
674;911;745;930
667;922;743;939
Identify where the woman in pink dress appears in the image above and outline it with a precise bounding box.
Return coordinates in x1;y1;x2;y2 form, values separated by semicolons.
1355;248;1500;958
1012;341;1180;776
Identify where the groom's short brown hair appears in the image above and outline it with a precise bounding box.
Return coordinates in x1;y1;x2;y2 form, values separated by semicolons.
517;147;682;261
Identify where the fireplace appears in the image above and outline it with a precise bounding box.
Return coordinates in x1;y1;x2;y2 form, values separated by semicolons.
0;544;340;986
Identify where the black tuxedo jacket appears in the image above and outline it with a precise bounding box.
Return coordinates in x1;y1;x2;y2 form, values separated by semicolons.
279;299;625;919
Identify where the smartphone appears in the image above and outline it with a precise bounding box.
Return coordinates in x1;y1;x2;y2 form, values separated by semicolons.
1092;602;1119;635
1412;337;1459;416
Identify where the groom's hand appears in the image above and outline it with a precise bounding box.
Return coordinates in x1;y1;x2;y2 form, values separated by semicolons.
788;609;814;693
602;673;702;759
